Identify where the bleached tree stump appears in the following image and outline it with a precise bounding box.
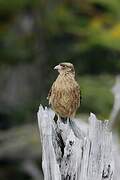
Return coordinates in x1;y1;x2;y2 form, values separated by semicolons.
37;105;114;180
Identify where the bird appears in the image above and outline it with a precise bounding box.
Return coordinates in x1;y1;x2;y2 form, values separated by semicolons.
47;62;81;122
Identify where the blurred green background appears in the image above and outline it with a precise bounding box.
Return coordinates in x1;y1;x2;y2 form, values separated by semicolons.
0;0;120;179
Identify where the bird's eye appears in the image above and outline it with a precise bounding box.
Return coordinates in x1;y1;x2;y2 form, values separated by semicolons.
60;64;66;68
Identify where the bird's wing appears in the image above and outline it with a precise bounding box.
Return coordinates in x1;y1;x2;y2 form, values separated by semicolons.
73;84;81;108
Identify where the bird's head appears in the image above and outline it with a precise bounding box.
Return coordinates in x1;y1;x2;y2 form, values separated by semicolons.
54;62;75;75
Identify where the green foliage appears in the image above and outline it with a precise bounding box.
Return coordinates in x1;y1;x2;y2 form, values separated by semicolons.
79;75;114;119
0;0;38;12
0;0;120;70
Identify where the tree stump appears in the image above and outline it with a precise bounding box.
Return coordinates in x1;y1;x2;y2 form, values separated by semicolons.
37;105;114;180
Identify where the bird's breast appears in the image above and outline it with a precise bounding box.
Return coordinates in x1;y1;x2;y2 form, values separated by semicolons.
50;74;80;117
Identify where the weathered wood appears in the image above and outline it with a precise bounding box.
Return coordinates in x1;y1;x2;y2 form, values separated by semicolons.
37;106;61;180
37;105;114;180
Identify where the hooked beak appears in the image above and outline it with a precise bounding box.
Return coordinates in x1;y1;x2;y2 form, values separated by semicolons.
54;64;61;70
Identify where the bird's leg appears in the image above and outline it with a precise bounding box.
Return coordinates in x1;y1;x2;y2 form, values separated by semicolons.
53;114;68;124
68;117;72;124
60;117;67;124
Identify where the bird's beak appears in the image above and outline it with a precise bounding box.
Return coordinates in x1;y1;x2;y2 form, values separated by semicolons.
54;64;61;70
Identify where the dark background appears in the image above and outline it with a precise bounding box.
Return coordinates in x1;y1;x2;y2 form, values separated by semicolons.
0;0;120;179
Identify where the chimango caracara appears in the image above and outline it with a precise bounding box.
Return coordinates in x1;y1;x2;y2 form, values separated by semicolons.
47;62;81;121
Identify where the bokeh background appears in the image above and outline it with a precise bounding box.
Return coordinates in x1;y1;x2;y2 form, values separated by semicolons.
0;0;120;179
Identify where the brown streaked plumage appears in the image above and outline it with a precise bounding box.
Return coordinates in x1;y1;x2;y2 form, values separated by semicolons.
47;62;81;118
